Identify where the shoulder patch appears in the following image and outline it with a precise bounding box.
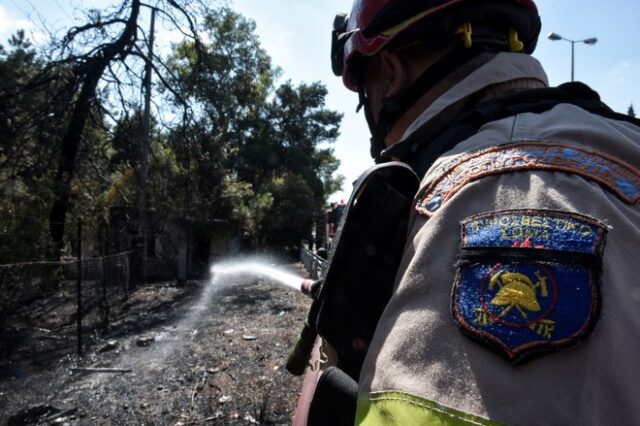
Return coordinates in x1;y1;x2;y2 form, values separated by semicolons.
416;142;640;216
452;210;607;365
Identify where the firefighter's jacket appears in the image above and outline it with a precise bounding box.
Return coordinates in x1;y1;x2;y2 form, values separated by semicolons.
356;52;640;424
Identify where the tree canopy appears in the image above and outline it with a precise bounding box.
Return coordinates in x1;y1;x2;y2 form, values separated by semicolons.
0;4;342;263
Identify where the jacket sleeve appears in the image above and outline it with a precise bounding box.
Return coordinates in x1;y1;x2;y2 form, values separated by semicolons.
355;160;640;425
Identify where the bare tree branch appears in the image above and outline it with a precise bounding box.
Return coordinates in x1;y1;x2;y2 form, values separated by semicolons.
49;0;142;258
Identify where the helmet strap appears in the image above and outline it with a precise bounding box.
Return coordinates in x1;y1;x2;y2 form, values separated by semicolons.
356;81;386;161
364;44;479;161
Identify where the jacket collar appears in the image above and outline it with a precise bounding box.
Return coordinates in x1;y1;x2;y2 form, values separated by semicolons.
382;52;548;160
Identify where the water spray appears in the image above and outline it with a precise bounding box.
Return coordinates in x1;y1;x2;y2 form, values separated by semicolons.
211;260;322;299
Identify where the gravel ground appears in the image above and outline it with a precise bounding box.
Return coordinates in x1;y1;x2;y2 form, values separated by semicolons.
0;260;310;425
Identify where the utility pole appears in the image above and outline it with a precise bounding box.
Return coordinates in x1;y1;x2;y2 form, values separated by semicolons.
138;7;156;284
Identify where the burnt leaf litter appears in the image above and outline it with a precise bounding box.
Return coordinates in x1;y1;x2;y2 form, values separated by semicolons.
1;263;309;425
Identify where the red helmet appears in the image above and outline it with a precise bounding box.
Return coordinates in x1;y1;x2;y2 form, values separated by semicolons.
332;0;541;91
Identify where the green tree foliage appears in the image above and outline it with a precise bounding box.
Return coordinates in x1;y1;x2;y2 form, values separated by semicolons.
0;5;342;262
7;0;219;260
260;175;315;248
0;32;59;262
166;9;343;247
0;31;63;183
0;179;53;263
265;82;343;204
110;111;146;172
629;103;636;118
0;30;116;262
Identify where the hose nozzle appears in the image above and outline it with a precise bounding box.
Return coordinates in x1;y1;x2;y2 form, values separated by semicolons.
300;279;323;300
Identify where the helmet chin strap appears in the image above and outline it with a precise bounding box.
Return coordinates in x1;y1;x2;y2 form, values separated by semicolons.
356;82;385;161
358;44;479;162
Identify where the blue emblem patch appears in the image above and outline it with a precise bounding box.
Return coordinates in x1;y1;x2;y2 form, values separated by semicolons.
452;210;607;364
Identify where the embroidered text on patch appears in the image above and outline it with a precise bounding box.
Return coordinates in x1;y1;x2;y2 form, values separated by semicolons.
416;143;640;216
452;210;607;364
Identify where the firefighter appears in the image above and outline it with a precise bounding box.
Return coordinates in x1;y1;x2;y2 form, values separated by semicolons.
328;0;640;424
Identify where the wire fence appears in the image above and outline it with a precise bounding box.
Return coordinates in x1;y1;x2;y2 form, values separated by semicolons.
0;251;138;372
0;251;134;318
0;251;136;359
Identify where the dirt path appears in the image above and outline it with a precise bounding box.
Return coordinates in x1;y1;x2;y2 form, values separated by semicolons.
1;262;310;425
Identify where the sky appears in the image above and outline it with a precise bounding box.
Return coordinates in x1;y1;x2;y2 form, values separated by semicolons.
2;0;640;202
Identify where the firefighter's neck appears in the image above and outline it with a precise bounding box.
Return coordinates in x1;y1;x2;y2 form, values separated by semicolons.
374;47;460;148
383;77;455;147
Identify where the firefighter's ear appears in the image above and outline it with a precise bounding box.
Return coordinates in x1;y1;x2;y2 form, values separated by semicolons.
379;50;411;97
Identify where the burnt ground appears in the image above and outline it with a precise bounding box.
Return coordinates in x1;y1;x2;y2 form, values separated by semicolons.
0;261;310;425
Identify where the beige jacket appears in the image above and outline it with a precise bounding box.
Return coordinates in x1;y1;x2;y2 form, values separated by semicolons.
358;52;640;424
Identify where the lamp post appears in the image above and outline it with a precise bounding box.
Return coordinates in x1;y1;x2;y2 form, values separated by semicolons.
547;32;598;82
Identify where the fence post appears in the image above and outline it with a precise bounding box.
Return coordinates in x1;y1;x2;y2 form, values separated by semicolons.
123;253;129;301
101;256;109;329
77;217;83;357
177;230;187;286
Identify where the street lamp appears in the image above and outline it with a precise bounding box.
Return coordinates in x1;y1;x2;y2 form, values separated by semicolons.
547;32;598;82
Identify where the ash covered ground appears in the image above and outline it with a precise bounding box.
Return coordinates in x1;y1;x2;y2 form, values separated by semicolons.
0;262;310;425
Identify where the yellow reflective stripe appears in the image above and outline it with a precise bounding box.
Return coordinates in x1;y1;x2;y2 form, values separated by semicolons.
380;0;466;37
356;391;504;426
381;8;435;37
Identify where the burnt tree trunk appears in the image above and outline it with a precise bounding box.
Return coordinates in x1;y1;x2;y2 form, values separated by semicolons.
48;0;141;260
